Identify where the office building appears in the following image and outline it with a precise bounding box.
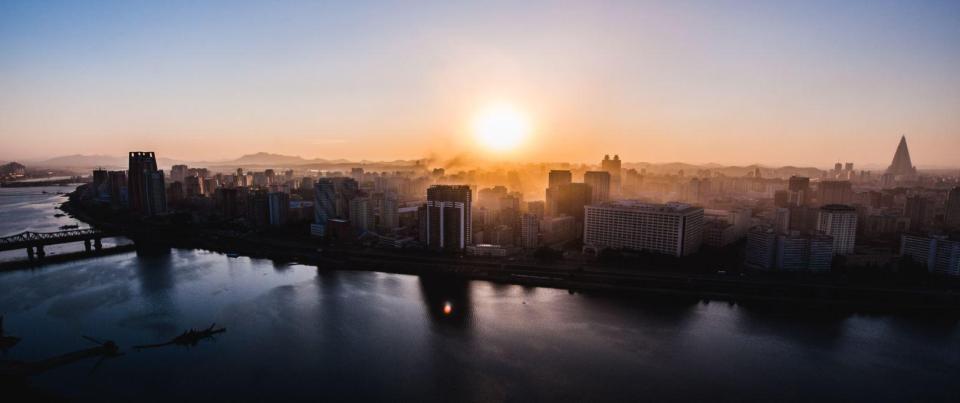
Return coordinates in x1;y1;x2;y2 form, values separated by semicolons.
584;171;611;203
424;185;472;251
601;154;622;198
583;201;704;257
520;213;539;249
546;170;572;216
171;165;189;183
818;181;853;205
312;179;337;237
817;204;858;255
267;192;290;226
776;232;834;272
556;182;592;225
128;151;166;216
745;226;777;270
946;187;960;229
900;234;960;277
349;197;375;232
107;171;127;209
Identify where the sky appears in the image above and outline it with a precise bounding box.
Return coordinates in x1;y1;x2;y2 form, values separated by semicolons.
1;0;958;167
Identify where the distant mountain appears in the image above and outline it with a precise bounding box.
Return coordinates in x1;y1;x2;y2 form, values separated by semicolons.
32;154;126;168
223;152;312;166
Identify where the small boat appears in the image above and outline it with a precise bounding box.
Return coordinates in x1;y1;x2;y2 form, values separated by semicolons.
59;224;79;230
134;323;226;350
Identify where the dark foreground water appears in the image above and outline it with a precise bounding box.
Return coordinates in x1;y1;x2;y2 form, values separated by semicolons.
1;187;959;401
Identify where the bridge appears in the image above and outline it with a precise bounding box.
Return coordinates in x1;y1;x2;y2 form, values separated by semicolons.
0;229;109;259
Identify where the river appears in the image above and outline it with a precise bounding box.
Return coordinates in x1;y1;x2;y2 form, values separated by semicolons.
0;186;958;401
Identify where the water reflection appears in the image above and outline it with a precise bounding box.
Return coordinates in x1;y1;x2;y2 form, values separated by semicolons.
418;274;473;330
134;248;173;295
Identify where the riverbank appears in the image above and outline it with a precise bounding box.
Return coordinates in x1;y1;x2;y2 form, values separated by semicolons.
59;189;960;312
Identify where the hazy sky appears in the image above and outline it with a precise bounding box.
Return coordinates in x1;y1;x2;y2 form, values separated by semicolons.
1;0;958;167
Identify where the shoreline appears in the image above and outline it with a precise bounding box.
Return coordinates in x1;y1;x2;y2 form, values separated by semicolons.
55;190;960;312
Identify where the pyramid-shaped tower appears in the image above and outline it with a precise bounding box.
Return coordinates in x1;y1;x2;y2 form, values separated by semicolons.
886;135;917;176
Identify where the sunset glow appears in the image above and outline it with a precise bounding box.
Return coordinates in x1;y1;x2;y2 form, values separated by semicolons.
472;104;531;153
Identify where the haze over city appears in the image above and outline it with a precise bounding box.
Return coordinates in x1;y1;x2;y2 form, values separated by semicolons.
2;1;959;167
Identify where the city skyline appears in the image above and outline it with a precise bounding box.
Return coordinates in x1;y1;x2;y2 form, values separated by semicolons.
2;1;959;166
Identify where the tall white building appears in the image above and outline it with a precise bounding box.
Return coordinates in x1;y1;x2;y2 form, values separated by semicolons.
817;204;857;255
583;201;704;257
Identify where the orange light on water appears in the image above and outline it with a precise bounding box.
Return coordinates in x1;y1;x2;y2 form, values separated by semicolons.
443;302;453;315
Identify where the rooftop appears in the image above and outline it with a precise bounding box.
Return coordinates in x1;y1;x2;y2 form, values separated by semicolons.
589;200;702;214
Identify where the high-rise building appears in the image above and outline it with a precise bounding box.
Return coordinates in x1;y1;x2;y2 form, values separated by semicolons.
584;171;611;203
774;207;791;235
312;179;337;237
267;192;290;226
425;185;472;251
583;201;703;257
886;135;917;177
788;176;811;207
818;181;853;205
379;195;399;231
601;154;622;198
817;204;857;255
128;151;166;216
478;186;508;210
185;176;204;198
745;226;777;270
776;232;834;272
107;171;127;209
91;169;108;199
348;197;374;232
546;170;572;216
556;183;592;225
900;234;960;277
527;201;545;219
944;187;960;229
246;190;270;228
904;195;929;232
520;213;539;249
171;165;189;184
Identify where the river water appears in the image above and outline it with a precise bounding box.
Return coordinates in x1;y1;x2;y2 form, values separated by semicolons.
1;186;958;401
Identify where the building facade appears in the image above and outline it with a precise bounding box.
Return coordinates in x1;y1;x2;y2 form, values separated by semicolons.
583;201;704;257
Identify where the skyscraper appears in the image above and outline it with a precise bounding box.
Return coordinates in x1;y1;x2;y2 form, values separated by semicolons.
425;185;472;251
556;182;592;225
267;192;290;226
584;171;611;203
945;187;960;229
546;170;572;216
128;151;166;216
817;204;857;255
601;155;622;198
349;197;375;232
886;135;917;177
312;179;337;237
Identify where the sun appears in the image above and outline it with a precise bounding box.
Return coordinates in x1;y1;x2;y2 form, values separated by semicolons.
472;103;531;152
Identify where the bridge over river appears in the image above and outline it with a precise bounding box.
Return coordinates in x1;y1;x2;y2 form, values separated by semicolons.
0;229;110;260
